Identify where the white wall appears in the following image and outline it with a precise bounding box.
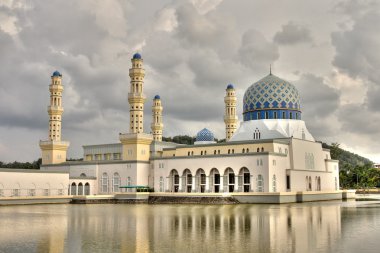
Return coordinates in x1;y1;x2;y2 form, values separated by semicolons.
0;169;69;197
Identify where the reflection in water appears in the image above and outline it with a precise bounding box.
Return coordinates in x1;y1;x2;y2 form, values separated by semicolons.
0;201;380;253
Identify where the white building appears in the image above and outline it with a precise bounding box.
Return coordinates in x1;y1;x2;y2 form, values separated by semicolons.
36;53;340;196
0;53;340;199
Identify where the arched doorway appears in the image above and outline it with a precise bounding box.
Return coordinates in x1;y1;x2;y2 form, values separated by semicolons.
239;167;250;192
195;168;206;193
84;183;90;195
78;182;84;195
182;169;192;193
210;168;220;193
169;169;180;192
224;168;235;192
71;182;77;195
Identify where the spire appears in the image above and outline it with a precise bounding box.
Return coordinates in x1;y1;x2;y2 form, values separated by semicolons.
270;64;272;75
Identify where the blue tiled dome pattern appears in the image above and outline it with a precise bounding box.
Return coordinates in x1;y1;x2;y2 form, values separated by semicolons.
154;95;160;100
243;74;300;112
196;128;214;142
243;74;301;121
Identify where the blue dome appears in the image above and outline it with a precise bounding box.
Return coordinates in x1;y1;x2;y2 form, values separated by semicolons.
227;84;234;89
154;95;160;100
243;74;301;121
196;128;214;142
133;53;142;59
52;70;61;77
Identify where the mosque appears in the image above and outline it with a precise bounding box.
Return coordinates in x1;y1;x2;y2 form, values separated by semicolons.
0;53;340;199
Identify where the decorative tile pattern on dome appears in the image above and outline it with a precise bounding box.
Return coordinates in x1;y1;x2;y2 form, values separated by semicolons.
243;74;301;113
196;128;214;142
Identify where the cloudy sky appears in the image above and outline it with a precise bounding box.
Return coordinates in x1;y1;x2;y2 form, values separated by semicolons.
0;0;379;163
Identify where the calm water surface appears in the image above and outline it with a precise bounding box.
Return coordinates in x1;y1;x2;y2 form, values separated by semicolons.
0;200;379;253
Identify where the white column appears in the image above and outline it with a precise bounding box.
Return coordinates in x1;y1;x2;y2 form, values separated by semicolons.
191;176;196;192
165;177;170;192
179;177;183;192
235;176;239;192
220;176;224;193
205;176;210;193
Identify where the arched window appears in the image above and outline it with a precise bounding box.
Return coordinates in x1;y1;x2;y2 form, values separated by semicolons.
214;150;217;155
272;175;277;192
257;148;260;152
335;177;338;190
261;147;264;152
29;183;36;196
201;151;203;155
71;182;77;195
78;183;83;195
232;149;234;154
224;168;235;192
305;176;309;190
102;173;109;193
253;128;261;140
260;159;263;166
85;183;90;195
246;148;249;153
257;175;264;192
242;148;245;153
228;149;231;154
113;173;121;192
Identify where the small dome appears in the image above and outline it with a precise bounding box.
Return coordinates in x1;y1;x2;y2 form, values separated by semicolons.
52;70;61;77
227;84;234;89
196;128;214;142
154;95;160;100
133;53;142;59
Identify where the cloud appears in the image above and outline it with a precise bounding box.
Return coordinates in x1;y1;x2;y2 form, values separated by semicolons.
154;7;178;32
294;73;340;138
238;29;279;73
190;0;223;15
274;21;313;45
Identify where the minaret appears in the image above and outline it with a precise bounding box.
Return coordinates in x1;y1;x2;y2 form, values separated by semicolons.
224;84;238;141
151;95;163;141
128;53;146;134
119;53;153;167
39;71;70;165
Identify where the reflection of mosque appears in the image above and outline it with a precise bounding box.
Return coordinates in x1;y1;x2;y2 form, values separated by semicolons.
39;53;340;196
0;204;342;252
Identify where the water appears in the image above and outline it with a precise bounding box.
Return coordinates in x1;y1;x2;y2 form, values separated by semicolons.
0;200;379;253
